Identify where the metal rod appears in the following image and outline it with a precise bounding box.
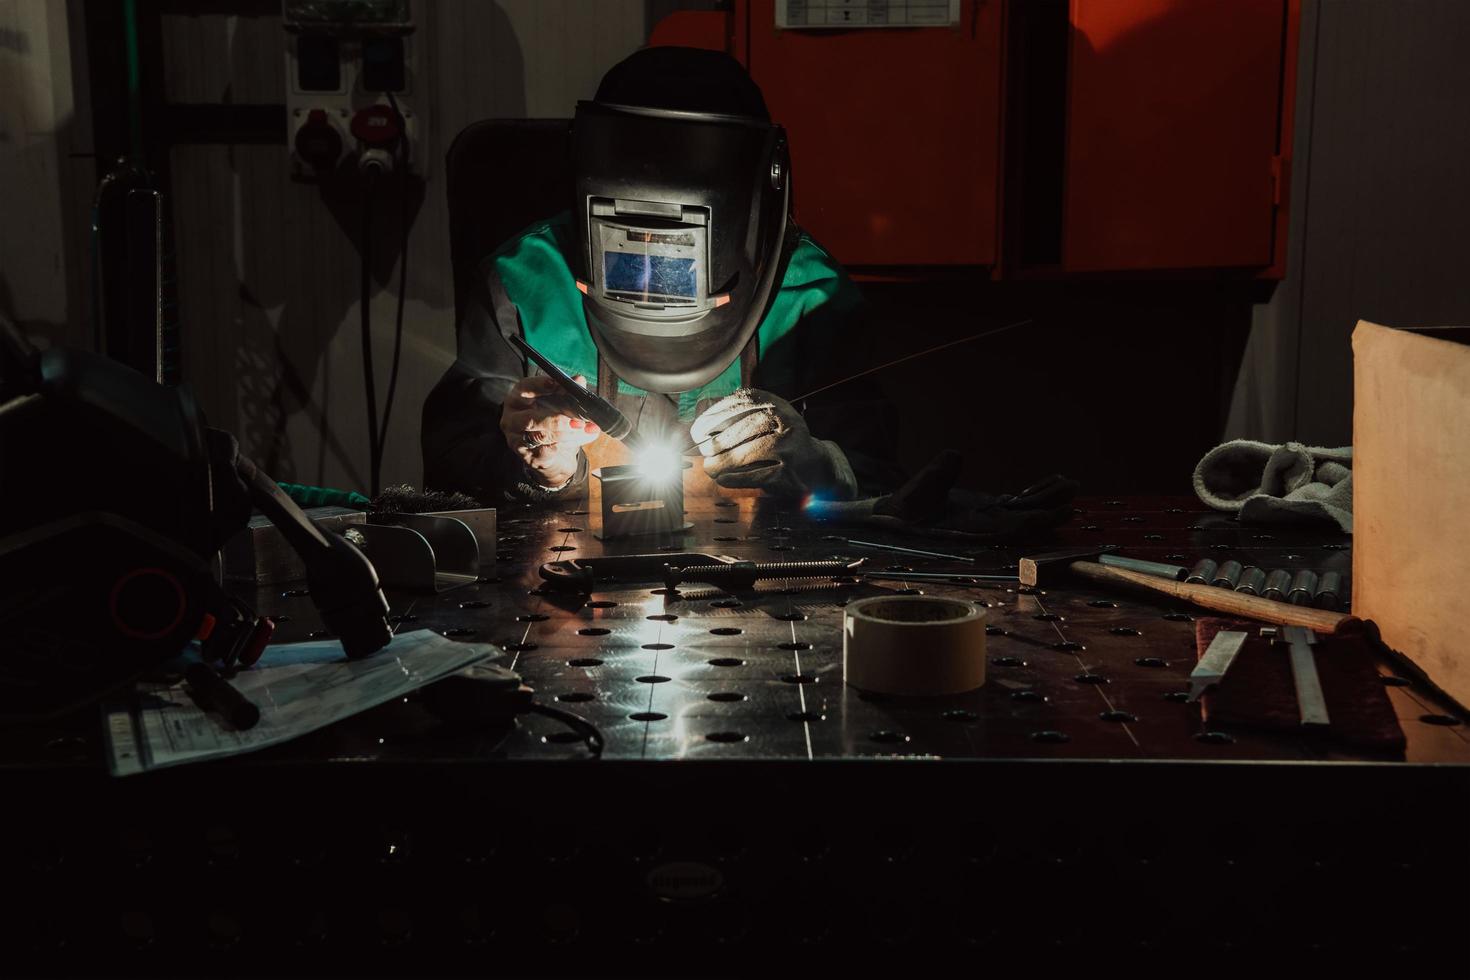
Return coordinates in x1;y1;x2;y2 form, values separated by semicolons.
842;539;978;564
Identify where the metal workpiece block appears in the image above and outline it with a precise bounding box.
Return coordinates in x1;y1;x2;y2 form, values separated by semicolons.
222;507;365;584
1288;569;1320;606
1186;558;1218;585
1235;566;1268;596
1263;568;1294;601
1211;559;1244;589
1315;570;1343;611
590;462;693;540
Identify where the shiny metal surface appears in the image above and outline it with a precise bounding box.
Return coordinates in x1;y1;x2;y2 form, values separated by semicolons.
215;494;1468;766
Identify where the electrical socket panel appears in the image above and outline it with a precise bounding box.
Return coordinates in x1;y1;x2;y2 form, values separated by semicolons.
284;21;423;182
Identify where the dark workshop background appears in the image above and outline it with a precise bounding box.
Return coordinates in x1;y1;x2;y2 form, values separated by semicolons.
3;0;1469;495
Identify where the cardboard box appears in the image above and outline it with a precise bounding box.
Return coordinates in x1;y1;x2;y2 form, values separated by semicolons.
1353;320;1470;709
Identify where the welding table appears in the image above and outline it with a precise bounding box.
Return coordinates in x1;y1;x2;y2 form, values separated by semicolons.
2;495;1467;972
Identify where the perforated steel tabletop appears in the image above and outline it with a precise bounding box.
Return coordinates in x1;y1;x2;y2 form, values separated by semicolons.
233;493;1469;766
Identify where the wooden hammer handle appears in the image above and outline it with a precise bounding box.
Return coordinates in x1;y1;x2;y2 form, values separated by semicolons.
1070;561;1357;634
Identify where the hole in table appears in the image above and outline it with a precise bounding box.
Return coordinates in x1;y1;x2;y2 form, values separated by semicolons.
646;614;678;622
635;675;671;684
517;614;549;623
556;527;584;534
773;612;807;622
780;674;817;684
1100;710;1137;723
1162;612;1193;622
870;731;910;744
585;601;618;609
787;710;825;722
985;626;1007;636
1074;673;1108;685
568;658;604;667
1052;641;1085;652
1111;627;1142;636
779;642;813;651
500;640;535;651
542;731;585;745
1134;657;1168;668
1163;691;1190;702
548;546;575;553
1011;691;1047;703
713;536;739;542
642;643;674;651
707;692;747;703
706;732;748;743
1088;600;1118;609
1031;731;1070;743
281;589;310;598
991;657;1026;667
630;712;667;722
556;693;595;703
708;658;744;667
1034;613;1062;622
943;709;979;722
709;627;743;636
459;600;490;609
577;627;611;637
1195;731;1235;744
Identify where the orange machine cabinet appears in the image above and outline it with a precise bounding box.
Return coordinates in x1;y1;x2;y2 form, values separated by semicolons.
1063;0;1294;273
654;1;1003;268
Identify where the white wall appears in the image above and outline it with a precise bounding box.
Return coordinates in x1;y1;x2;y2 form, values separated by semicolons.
1228;0;1470;446
166;0;647;491
0;0;91;350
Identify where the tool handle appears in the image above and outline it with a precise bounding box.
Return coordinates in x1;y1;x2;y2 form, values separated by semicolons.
1070;562;1357;633
509;334;634;441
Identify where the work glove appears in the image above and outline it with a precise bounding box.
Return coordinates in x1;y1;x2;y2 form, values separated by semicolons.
1193;440;1353;532
690;388;859;500
499;374;601;489
808;450;1079;540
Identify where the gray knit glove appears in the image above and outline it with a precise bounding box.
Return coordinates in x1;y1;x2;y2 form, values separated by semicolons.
1193;440;1353;532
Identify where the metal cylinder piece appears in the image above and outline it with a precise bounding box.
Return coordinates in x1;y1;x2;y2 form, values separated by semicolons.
1315;570;1343;611
1263;569;1293;601
1235;566;1268;596
1186;559;1218;585
1211;560;1244;590
1288;569;1320;606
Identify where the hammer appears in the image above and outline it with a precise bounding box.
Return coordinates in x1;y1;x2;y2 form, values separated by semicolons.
1018;547;1357;634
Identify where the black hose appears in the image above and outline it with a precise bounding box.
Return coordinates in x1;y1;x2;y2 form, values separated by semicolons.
359;173;381;497
376;91;410;468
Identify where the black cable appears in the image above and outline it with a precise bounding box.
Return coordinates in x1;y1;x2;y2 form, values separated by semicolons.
360;173;381;497
376;91;410;469
529;702;605;758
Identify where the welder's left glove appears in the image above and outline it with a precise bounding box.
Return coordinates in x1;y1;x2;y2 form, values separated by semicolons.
691;388;860;500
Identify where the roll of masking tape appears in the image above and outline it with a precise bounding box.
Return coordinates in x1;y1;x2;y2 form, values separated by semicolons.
843;595;988;696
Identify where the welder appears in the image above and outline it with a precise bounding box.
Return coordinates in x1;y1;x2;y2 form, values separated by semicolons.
421;47;900;504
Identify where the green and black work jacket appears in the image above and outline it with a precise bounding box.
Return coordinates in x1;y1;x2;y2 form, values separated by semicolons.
421;212;901;504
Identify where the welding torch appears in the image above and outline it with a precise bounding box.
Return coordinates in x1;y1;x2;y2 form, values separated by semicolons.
509;333;647;454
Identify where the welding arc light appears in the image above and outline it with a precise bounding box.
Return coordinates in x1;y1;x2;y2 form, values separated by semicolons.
634;444;682;484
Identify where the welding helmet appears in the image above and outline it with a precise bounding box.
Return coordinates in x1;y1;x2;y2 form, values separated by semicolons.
572;48;794;394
